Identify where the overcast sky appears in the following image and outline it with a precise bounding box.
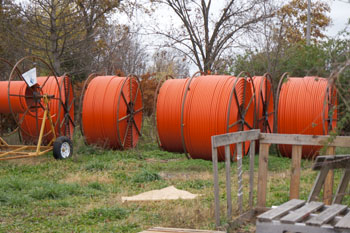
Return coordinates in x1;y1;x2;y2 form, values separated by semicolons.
327;0;350;36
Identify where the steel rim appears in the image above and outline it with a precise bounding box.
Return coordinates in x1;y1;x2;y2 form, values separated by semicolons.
60;141;70;158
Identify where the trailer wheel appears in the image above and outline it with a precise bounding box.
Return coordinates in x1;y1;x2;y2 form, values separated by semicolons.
53;136;73;159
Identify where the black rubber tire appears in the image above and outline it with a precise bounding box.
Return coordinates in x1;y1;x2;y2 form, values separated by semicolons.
53;136;73;160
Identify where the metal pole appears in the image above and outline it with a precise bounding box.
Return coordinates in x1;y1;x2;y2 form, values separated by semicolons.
306;0;311;45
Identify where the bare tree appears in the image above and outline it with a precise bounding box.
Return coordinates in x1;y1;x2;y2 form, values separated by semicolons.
5;0;121;77
96;25;149;75
152;0;274;72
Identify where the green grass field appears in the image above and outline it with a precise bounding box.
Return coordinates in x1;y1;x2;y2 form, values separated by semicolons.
1;125;350;232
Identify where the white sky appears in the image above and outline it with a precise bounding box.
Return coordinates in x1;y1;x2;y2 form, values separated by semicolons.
327;0;350;37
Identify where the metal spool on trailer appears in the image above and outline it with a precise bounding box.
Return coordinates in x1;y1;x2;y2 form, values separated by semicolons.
80;74;143;149
0;56;75;160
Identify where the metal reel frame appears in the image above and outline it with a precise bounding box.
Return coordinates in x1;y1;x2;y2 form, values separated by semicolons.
180;71;204;159
59;74;75;139
256;73;274;133
8;56;64;142
116;74;143;149
226;71;256;133
323;80;338;135
79;73;101;145
226;72;256;160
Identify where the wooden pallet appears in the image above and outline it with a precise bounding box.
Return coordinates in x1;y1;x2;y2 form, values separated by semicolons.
256;199;350;233
139;227;225;233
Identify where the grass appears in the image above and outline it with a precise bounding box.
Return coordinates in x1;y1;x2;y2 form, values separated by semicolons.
1;120;350;232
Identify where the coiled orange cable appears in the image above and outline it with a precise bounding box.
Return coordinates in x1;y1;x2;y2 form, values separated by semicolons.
82;76;143;149
0;81;31;113
156;75;254;161
183;75;254;160
277;76;337;158
156;78;189;152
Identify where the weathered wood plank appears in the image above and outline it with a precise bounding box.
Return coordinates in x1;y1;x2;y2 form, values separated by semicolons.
257;143;270;208
280;202;324;224
259;133;350;147
290;145;302;199
306;204;347;226
313;155;350;170
333;169;350;204
308;161;331;202
257;199;305;222
140;227;226;233
324;147;335;205
335;211;350;229
211;140;220;227
211;130;260;148
249;140;255;208
224;145;232;220
237;142;243;215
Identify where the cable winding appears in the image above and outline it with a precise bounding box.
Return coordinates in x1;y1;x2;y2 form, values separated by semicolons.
277;76;337;158
82;76;143;149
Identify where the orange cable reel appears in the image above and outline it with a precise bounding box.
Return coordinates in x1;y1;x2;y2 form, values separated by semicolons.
81;75;143;149
277;75;337;158
156;73;255;161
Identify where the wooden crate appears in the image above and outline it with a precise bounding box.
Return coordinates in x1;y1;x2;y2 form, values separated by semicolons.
256;199;350;233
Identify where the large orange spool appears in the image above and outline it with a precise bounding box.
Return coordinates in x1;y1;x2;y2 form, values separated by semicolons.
277;76;337;158
18;76;75;144
251;75;274;133
156;75;255;161
81;75;143;149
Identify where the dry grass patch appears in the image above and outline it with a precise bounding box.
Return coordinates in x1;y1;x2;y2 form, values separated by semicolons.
60;171;113;185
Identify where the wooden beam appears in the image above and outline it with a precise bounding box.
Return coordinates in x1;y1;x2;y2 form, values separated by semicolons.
211;137;220;227
259;133;350;147
290;145;302;199
323;147;335;205
237;142;243;215
333;169;350;204
257;143;270;208
211;130;260;148
249;140;256;208
225;145;232;220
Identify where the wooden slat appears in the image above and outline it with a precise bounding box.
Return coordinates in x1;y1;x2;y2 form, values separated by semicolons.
249;140;255;208
259;133;350;147
306;204;347;226
333;169;350;204
211;140;220;227
313;155;350;170
140;227;225;233
257;199;306;222
324;147;335;205
211;130;260;148
308;160;331;202
290;145;302;199
224;145;232;220
335;211;350;229
280;202;324;224
257;143;270;208
237;142;243;214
